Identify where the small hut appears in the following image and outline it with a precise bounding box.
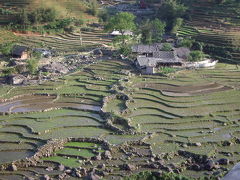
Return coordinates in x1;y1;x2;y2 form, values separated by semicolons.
12;46;29;60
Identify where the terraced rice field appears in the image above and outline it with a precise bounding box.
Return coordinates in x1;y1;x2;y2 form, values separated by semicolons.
0;59;240;179
178;1;240;64
17;29;112;52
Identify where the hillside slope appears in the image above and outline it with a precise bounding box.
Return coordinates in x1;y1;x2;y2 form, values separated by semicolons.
0;0;96;24
179;0;240;64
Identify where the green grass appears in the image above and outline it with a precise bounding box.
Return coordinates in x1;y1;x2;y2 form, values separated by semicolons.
43;156;81;167
56;148;95;158
65;142;99;148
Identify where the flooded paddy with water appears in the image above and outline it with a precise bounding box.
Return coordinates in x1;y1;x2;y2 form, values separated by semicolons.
0;60;240;179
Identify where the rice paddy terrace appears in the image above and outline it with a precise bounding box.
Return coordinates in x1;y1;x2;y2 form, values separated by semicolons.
178;1;240;64
0;58;240;179
16;29;112;52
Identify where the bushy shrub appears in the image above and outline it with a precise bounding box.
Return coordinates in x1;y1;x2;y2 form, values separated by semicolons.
161;43;173;51
2;67;16;76
119;45;132;56
179;38;194;48
141;19;166;44
158;0;187;31
159;67;176;74
98;9;110;23
30;8;56;24
188;50;206;62
0;42;15;56
171;18;183;34
0;8;14;15
26;58;39;74
44;18;72;32
88;0;99;16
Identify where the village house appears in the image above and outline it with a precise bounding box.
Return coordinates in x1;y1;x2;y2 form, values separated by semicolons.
12;45;29;60
132;44;190;74
110;30;133;36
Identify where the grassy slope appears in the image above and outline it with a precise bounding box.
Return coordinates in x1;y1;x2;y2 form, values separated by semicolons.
0;0;97;24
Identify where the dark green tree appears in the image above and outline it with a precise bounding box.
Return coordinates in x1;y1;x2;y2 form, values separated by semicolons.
88;0;99;16
158;0;187;31
16;9;30;29
188;50;206;62
105;12;136;44
26;58;39;74
171;17;183;34
141;19;166;44
0;42;15;56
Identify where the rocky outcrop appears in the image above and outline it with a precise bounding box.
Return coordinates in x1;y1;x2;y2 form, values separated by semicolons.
42;62;69;74
7;74;27;85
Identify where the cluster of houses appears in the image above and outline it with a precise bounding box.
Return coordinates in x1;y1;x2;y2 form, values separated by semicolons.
132;43;190;74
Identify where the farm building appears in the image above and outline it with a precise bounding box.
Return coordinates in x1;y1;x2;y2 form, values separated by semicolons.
135;51;182;68
132;44;188;74
110;30;133;36
132;44;163;57
12;45;29;60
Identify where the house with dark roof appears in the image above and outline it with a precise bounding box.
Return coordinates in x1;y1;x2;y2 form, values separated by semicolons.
132;43;163;57
12;46;29;60
132;43;189;74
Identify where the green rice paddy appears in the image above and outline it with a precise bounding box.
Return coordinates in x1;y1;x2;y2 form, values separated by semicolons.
0;59;240;179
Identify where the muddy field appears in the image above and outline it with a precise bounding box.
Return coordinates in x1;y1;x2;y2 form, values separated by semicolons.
0;59;239;179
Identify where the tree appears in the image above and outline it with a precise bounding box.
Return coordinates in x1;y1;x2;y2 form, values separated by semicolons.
16;9;30;29
151;19;166;43
27;58;39;74
141;20;153;44
28;10;42;24
42;8;57;22
0;42;15;56
158;0;187;31
105;12;136;46
188;51;206;62
179;38;194;48
28;8;57;24
141;18;166;44
88;0;99;16
171;17;183;34
105;12;136;39
98;9;110;23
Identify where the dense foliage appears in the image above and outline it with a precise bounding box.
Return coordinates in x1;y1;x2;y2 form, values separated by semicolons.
141;19;166;44
105;12;136;35
188;50;206;62
157;0;187;31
